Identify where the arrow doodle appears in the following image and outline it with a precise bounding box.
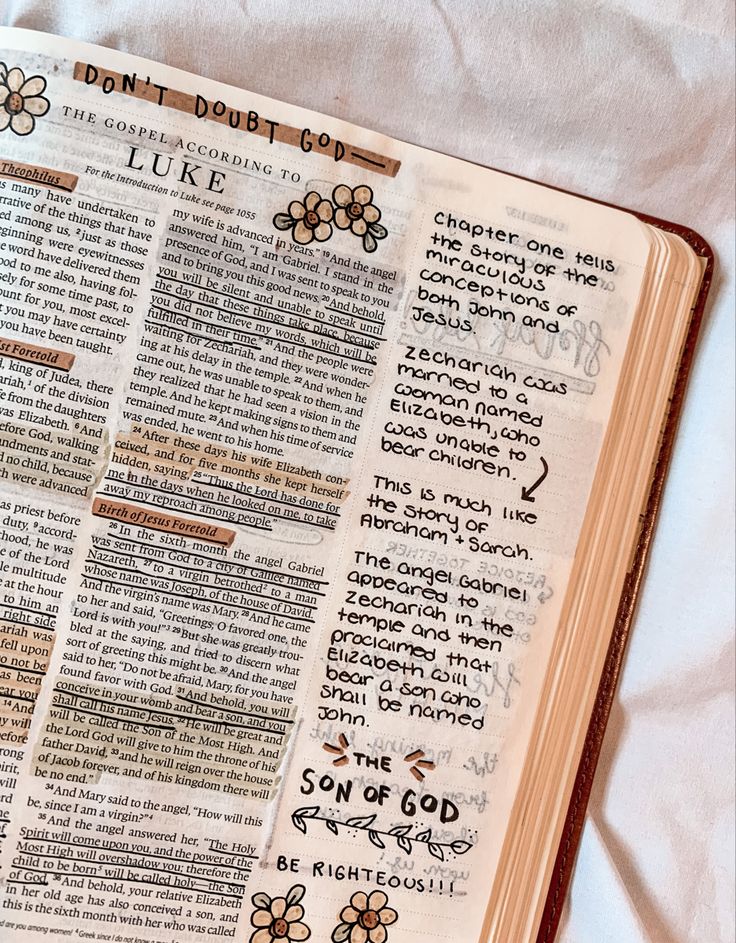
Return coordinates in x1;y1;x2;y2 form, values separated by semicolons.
521;457;549;502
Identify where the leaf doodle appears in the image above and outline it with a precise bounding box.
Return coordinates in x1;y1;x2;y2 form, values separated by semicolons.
332;924;351;943
294;805;320;818
288;805;475;860
286;885;306;907
396;836;412;855
368;830;385;849
451;840;473;855
428;843;445;861
291;805;320;834
345;814;377;829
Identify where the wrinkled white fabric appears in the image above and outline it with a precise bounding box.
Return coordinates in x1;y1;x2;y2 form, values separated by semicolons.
1;2;734;940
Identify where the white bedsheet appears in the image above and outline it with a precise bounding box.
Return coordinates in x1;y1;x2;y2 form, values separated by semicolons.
2;1;734;939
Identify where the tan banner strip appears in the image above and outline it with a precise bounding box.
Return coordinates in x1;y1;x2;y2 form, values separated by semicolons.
0;337;75;371
92;497;235;546
73;62;401;178
0;159;78;193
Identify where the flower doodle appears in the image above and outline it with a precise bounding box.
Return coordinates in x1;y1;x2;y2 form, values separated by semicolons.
332;890;398;943
273;191;334;245
332;184;387;253
249;885;311;942
0;64;50;136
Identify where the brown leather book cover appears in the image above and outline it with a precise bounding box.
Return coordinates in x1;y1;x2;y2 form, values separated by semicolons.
535;215;714;943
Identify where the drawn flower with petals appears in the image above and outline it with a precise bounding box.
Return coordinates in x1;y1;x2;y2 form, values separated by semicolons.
332;890;398;943
0;64;50;136
273;191;333;245
249;886;311;943
332;185;387;253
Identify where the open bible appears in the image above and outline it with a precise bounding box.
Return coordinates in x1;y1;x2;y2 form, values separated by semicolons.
0;26;712;943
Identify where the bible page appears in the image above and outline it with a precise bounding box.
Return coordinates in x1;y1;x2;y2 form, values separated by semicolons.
0;28;651;943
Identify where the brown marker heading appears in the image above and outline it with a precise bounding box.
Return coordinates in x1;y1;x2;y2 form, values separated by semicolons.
92;497;235;546
0;159;78;193
0;337;75;371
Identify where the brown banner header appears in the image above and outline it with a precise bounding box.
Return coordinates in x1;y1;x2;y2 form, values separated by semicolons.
0;337;75;371
0;159;78;193
92;497;235;546
73;62;401;178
